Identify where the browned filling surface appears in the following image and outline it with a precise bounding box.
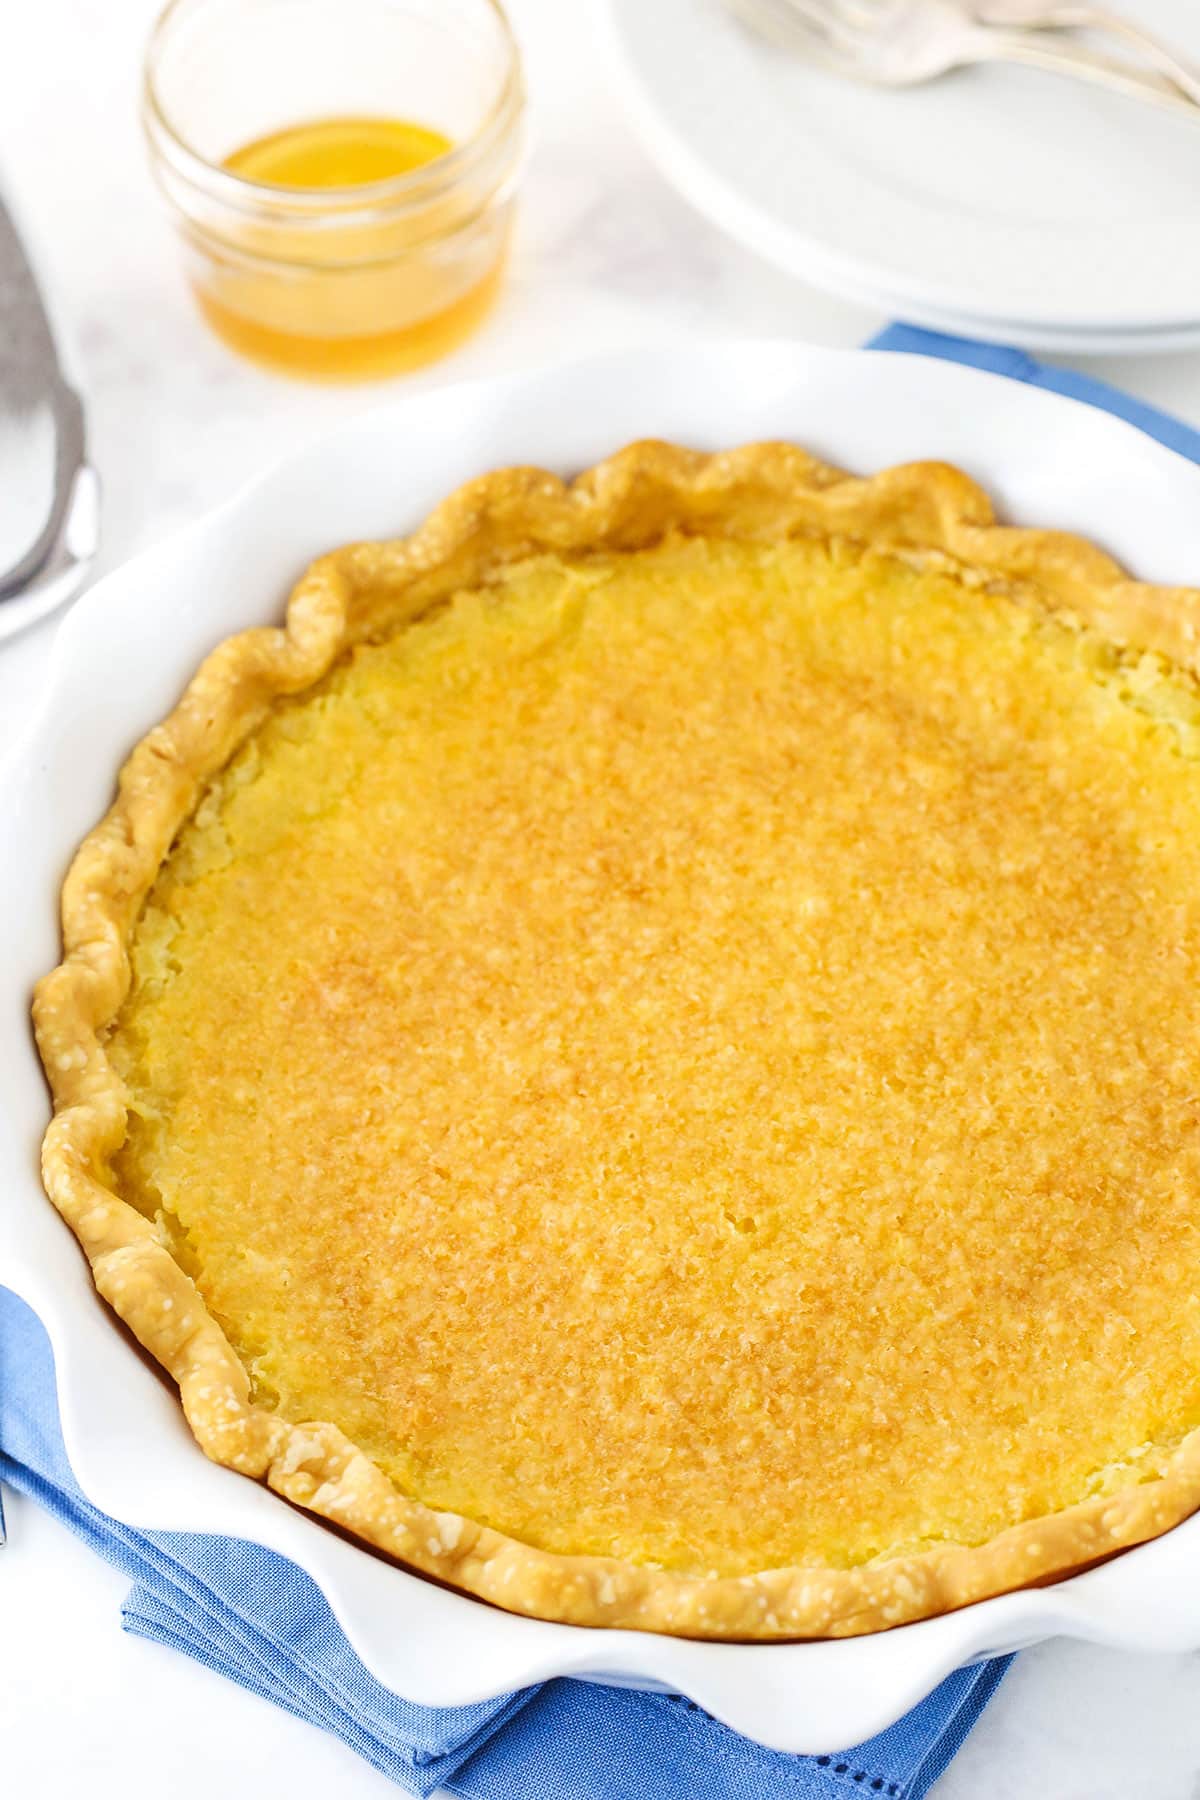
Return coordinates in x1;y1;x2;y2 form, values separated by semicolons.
109;533;1200;1576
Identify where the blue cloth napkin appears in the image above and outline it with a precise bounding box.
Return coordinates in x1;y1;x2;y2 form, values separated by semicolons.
6;326;1197;1797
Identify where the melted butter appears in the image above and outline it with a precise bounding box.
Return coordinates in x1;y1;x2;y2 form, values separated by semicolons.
196;116;506;380
225;115;452;188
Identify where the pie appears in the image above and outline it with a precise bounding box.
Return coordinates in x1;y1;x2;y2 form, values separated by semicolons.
35;440;1200;1639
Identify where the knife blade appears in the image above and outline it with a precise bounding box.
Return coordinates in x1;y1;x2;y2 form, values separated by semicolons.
0;186;92;608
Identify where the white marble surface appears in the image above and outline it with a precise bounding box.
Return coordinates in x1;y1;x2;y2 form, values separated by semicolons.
4;2;1200;1794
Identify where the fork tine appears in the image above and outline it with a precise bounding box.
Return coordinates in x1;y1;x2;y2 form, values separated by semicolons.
726;0;833;53
816;0;881;26
781;0;882;42
726;0;860;62
726;0;831;49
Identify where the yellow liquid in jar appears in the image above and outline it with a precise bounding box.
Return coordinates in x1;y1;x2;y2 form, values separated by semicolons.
227;115;452;188
195;116;508;381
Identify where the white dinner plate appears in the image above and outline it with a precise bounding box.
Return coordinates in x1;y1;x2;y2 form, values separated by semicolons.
5;343;1200;1754
596;0;1200;347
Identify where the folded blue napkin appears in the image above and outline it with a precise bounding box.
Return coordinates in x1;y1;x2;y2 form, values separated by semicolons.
4;327;1197;1798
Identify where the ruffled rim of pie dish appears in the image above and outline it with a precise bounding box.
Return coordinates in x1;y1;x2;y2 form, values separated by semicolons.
33;438;1200;1640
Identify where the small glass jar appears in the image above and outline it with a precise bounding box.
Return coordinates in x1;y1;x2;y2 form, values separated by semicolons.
143;0;525;380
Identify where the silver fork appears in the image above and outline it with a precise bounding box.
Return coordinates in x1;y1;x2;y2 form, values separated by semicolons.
969;0;1200;104
726;0;1200;118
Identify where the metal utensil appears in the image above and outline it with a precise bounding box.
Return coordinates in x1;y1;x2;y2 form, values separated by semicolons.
725;0;1200;118
0;188;98;639
969;1;1200;105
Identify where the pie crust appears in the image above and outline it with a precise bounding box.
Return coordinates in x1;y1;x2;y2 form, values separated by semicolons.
34;439;1200;1640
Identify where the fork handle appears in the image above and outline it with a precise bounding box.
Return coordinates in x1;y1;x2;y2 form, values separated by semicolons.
974;29;1200;120
975;5;1200;104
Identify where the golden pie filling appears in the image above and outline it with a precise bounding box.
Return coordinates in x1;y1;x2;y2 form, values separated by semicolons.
109;532;1200;1580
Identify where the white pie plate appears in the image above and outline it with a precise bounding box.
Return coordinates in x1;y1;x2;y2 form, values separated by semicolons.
4;342;1200;1756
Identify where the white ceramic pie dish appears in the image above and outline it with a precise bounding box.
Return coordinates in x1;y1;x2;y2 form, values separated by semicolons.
4;342;1200;1755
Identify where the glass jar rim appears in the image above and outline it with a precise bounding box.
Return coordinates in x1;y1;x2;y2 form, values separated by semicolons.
142;0;525;220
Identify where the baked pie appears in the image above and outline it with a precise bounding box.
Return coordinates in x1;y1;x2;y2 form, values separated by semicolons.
35;440;1200;1639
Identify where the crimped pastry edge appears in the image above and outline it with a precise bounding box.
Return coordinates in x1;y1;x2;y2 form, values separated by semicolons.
32;437;1200;1641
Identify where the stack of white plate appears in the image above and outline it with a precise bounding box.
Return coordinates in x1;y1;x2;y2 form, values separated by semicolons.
597;0;1200;354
